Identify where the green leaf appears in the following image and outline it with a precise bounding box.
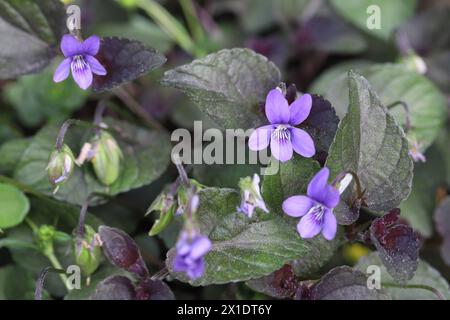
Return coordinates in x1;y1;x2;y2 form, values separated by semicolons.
329;0;417;41
356;252;450;300
0;0;65;78
167;185;341;286
400;144;445;237
311;63;448;153
0;265;40;300
3;65;89;127
14;118;171;206
0;138;30;175
326;71;413;215
262;157;320;215
161;48;281;129
0;182;30;229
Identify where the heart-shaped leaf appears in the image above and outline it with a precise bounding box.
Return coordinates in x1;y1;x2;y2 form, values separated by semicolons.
161;48;281;129
0;0;65;78
311;63;448;153
326;71;413;223
356;252;450;300
92;37;166;91
310;266;390;300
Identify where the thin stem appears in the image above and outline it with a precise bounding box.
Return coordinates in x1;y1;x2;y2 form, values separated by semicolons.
45;251;70;291
113;87;163;130
383;282;446;300
136;0;197;56
175;162;190;187
387;101;411;132
55;119;78;150
35;267;66;300
179;0;207;54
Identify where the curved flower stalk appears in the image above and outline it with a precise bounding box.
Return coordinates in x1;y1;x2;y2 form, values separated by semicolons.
282;167;339;240
53;34;107;90
248;88;315;162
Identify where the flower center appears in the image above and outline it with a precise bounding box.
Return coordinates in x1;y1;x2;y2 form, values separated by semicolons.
272;125;291;142
308;204;325;223
72;55;89;72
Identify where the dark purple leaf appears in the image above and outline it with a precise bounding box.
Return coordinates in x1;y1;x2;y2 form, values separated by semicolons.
300;94;339;155
91;276;136;300
434;197;450;265
370;209;420;283
135;279;175;300
246;264;299;299
296;15;367;54
98;225;149;278
0;0;65;79
310;266;390;300
92;37;166;92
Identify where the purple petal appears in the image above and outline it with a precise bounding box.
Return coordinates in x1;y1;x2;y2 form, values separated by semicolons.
86;55;107;75
307;167;330;202
282;195;314;217
289;93;312;125
81;35;101;56
248;125;274;151
321;185;340;209
265;89;290;124
71;58;93;90
270;136;293;162
188;260;205;279
60;34;82;57
172;255;187;272
53;58;71;82
322;209;337;240
290;127;315;158
297;211;322;238
189;237;211;260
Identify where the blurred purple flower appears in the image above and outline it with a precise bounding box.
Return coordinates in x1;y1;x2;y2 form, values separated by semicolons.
173;231;211;280
53;34;106;90
408;139;426;163
248;89;315;162
282;167;339;240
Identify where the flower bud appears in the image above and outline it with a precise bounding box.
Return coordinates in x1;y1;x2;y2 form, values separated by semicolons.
90;131;123;186
75;225;102;277
237;174;268;218
147;191;176;236
46;144;75;193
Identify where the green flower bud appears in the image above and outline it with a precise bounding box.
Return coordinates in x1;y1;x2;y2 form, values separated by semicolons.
147;191;176;236
46;144;75;193
90;131;123;186
398;51;427;75
75;225;102;277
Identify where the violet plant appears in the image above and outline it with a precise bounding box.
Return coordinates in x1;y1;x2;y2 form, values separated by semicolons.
0;0;449;302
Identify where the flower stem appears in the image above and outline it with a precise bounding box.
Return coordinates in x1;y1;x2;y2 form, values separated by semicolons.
45;251;71;291
383;282;446;300
386;100;411;132
179;0;207;55
113;87;163;130
136;0;197;56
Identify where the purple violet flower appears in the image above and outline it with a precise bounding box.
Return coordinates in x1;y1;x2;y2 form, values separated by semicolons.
248;88;315;162
53;34;107;90
282;167;339;240
173;231;212;280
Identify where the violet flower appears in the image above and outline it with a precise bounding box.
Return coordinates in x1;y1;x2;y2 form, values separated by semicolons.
237;174;268;218
282;167;339;240
248;88;315;162
173;231;212;280
53;34;106;90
